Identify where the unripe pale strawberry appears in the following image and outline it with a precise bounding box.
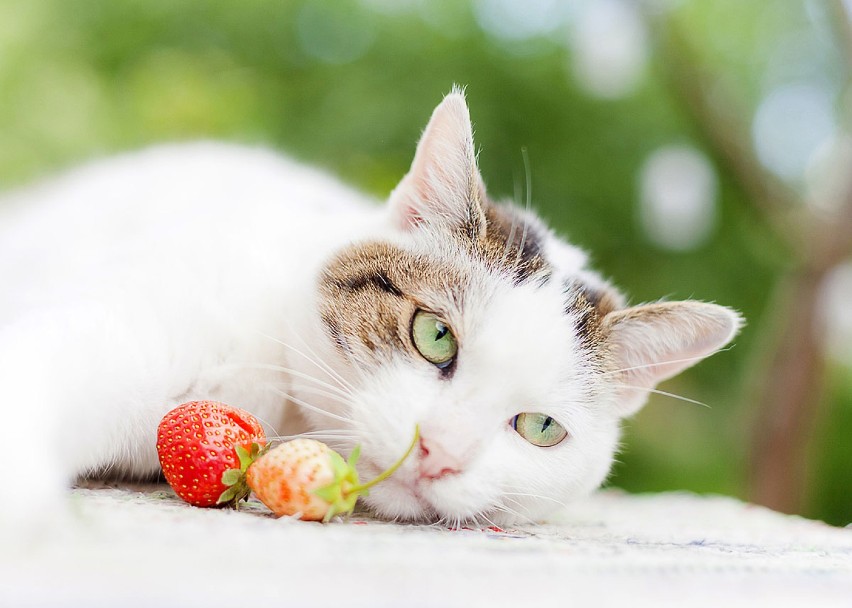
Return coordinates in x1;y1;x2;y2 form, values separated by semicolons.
246;439;348;521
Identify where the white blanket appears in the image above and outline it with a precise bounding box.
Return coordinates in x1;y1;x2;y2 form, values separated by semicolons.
3;483;850;607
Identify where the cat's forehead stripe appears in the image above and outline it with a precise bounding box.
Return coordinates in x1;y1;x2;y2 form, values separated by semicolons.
331;269;404;298
479;203;550;285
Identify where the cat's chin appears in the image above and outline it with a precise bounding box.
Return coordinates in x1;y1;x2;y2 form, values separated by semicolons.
358;477;437;523
358;475;504;525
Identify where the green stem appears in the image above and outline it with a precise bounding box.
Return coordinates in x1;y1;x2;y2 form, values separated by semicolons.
347;425;420;495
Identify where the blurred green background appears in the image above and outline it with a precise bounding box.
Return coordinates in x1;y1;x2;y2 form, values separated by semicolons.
1;0;850;525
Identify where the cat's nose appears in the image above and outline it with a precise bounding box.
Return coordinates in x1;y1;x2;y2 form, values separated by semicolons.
418;437;462;480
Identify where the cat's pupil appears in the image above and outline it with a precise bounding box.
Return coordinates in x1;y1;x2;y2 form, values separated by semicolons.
542;416;553;432
434;322;448;341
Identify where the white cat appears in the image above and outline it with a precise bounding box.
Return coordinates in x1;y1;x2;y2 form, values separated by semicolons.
0;89;740;527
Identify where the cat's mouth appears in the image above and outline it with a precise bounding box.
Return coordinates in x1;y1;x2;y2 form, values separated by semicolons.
354;456;438;520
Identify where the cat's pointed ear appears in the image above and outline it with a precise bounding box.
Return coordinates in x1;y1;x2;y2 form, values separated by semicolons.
389;89;487;238
602;301;743;417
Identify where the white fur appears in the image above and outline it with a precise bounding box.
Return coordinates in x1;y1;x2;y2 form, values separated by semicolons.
0;142;385;526
0;92;738;530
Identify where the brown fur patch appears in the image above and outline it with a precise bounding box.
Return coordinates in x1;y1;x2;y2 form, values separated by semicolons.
318;241;468;366
563;280;621;349
475;202;550;285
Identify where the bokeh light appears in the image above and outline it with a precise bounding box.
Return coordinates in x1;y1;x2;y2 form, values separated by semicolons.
818;262;852;365
568;0;648;99
639;145;717;251
752;82;837;183
472;0;567;42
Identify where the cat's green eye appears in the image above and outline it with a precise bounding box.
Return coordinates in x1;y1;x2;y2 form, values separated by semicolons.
512;413;568;447
411;310;457;368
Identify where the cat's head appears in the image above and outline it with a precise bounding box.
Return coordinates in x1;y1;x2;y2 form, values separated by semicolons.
308;89;741;525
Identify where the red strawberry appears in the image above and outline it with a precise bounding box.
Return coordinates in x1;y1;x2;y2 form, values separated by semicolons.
156;400;266;507
222;426;420;522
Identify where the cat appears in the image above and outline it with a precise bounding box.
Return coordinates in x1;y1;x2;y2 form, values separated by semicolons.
0;88;741;528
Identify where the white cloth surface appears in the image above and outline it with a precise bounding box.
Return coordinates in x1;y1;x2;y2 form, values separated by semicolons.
2;483;850;607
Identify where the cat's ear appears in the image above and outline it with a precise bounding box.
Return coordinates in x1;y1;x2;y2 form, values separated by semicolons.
602;301;742;417
389;89;487;238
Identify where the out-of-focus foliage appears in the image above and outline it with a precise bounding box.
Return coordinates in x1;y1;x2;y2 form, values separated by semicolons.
0;0;849;525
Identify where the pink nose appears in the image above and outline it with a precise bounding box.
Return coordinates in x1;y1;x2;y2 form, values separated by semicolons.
418;437;462;480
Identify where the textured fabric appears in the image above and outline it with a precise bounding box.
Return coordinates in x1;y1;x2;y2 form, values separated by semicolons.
2;483;850;607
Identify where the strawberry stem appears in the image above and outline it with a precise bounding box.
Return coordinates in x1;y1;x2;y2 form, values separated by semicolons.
346;424;420;495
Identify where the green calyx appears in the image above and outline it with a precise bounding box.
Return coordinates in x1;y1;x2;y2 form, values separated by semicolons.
313;425;420;523
217;442;267;509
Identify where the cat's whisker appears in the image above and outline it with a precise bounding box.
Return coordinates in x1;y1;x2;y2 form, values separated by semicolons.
242;363;353;399
275;428;355;436
474;509;505;530
214;360;352;401
492;503;537;527
500;178;522;268
292;316;372;389
480;513;500;529
258;326;341;385
284;382;354;406
256;328;355;394
599;345;735;378
500;497;532;515
513;147;533;272
264;432;358;442
503;491;570;509
285;325;362;395
609;383;710;408
266;385;353;423
246;411;283;440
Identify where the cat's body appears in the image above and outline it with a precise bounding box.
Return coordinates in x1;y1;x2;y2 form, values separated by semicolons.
0;91;740;528
1;143;377;476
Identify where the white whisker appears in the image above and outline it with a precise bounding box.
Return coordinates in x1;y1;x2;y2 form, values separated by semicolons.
242;363;352;398
478;511;502;529
287;323;368;394
286;383;354;406
246;411;282;439
600;346;735;378
500;176;522;267
264;432;357;442
256;328;355;394
267;385;353;423
610;384;710;408
493;503;536;526
513;146;533;271
503;491;569;509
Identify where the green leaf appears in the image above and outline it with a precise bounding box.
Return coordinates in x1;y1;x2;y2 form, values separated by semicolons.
347;444;361;468
235;445;251;470
328;451;349;479
217;486;239;504
221;469;242;486
313;484;341;503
